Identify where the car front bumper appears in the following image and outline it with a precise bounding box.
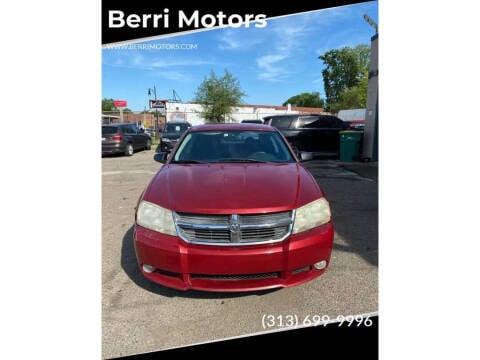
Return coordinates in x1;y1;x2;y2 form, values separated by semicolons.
159;140;178;152
134;222;334;292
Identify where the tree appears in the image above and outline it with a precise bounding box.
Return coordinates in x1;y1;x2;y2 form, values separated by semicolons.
102;98;116;112
102;98;133;115
327;75;368;114
194;69;245;123
282;92;325;108
319;44;370;111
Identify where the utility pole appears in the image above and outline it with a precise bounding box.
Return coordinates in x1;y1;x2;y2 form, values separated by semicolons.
148;86;160;141
362;14;378;162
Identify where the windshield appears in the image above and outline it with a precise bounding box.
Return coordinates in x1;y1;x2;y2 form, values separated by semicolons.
172;130;296;164
102;126;119;135
164;123;190;133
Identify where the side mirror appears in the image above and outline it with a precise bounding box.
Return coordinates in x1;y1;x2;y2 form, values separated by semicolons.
154;152;168;163
300;152;314;161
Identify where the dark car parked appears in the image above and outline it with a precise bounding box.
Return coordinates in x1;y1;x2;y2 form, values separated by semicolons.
102;123;152;156
263;114;351;158
157;121;192;152
241;119;264;124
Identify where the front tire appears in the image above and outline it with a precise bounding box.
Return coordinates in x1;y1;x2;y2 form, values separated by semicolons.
125;143;134;156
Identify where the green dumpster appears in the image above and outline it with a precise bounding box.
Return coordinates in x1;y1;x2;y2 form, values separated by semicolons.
339;131;363;162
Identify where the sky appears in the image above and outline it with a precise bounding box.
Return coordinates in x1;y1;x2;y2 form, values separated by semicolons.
102;2;378;111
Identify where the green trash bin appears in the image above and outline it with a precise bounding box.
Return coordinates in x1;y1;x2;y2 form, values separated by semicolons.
339;131;363;162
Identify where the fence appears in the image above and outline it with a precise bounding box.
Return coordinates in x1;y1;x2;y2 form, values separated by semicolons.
102;111;166;128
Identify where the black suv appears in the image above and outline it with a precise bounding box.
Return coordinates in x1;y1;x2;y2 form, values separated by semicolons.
102;123;152;156
158;121;192;152
241;119;264;124
263;114;350;158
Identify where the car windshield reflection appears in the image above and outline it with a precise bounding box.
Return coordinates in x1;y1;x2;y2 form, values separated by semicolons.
171;130;296;164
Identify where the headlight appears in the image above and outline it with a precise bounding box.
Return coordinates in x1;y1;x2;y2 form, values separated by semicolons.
292;198;331;234
161;137;171;142
136;201;177;236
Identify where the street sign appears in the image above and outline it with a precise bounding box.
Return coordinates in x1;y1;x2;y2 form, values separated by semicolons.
149;99;167;114
114;100;127;108
149;99;167;108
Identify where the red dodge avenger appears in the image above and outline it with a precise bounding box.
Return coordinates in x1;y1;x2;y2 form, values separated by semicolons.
134;123;334;292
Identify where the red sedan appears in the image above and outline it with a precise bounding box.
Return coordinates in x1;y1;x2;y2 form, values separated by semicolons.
134;123;334;292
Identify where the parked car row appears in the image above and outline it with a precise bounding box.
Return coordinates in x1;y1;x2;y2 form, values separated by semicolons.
102;113;358;158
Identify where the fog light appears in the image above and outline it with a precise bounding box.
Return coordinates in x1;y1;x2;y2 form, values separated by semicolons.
313;260;327;270
142;264;155;273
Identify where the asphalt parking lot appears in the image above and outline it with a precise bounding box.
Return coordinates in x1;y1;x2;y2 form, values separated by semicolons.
102;148;378;358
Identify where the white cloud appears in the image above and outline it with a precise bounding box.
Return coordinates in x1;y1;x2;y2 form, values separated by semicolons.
218;30;242;50
257;54;286;66
158;71;191;82
255;5;373;82
150;59;214;68
257;55;286;81
102;52;214;73
218;29;264;50
254;14;313;81
132;54;144;66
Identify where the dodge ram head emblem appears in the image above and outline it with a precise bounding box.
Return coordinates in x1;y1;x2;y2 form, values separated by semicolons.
229;214;241;242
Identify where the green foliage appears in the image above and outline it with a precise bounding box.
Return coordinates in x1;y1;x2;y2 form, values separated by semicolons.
102;98;116;112
328;74;368;113
102;98;132;113
319;44;370;111
282;92;325;108
194;69;245;123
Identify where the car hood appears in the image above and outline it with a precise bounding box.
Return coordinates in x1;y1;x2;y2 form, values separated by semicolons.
143;163;323;214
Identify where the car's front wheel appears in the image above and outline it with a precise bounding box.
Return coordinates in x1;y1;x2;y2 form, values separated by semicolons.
145;139;151;150
125;143;134;156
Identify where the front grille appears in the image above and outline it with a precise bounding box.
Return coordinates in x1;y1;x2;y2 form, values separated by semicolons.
191;272;280;281
240;212;293;225
180;228;230;243
177;214;230;225
174;211;294;246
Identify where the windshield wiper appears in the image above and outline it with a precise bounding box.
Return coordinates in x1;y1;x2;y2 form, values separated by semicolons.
172;160;205;164
216;158;268;163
